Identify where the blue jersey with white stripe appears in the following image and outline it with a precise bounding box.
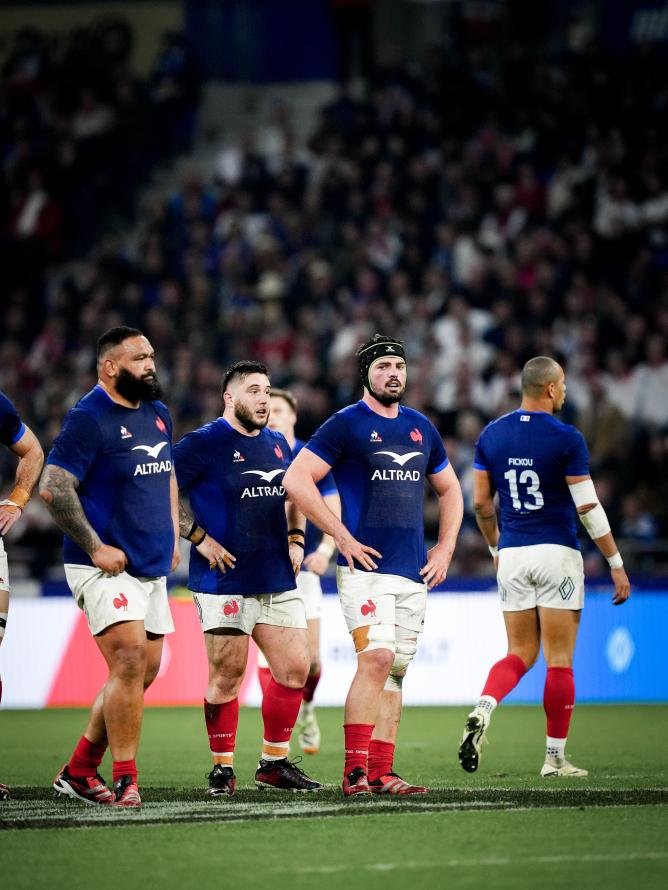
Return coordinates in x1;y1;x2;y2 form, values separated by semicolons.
473;410;590;550
293;438;337;560
0;392;25;448
46;386;175;577
174;420;296;595
306;401;449;583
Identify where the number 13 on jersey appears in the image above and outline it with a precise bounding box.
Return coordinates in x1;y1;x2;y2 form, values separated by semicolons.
504;469;544;511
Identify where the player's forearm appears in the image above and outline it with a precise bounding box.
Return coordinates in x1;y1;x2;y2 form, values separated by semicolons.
591;529;623;562
474;500;499;549
39;465;102;556
15;443;45;497
284;474;348;543
285;499;306;533
170;471;180;544
436;485;464;556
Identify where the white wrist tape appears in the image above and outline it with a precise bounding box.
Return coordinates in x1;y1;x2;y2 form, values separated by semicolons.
488;544;499;558
607;552;623;569
316;541;335;559
578;503;611;540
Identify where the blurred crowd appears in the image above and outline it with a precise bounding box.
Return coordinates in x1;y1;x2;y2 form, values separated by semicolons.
1;25;667;577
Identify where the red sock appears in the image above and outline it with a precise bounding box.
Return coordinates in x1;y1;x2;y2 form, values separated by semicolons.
344;723;374;775
303;670;321;703
262;679;303;745
204;698;239;755
112;759;137;784
482;654;527;702
544;667;575;738
68;735;107;778
258;666;272;696
368;738;395;782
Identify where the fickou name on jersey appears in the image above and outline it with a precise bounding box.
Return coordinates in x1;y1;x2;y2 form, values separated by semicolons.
508;458;534;466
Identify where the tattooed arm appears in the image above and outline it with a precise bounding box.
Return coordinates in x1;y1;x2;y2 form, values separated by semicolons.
39;465;127;576
0;425;44;535
177;490;235;574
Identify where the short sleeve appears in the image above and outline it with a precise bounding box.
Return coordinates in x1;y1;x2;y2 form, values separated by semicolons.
563;428;590;476
0;392;25;447
174;427;212;490
316;470;337;497
426;422;449;474
305;413;347;467
46;410;102;481
473;432;489;471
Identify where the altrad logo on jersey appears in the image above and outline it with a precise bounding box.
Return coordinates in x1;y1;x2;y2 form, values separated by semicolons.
372;450;422;481
240;468;285;499
132;441;172;476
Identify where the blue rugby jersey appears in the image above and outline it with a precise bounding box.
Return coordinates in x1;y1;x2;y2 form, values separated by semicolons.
305;401;449;583
293;438;337;561
174;419;297;595
0;392;26;447
46;385;175;577
473;409;590;550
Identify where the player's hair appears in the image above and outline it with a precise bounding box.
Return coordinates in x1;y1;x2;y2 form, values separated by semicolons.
96;326;145;362
521;356;561;396
355;333;405;360
221;360;270;394
269;387;297;413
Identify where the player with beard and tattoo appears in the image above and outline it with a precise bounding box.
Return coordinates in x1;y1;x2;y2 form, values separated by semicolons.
174;361;321;795
284;334;463;796
40;327;181;807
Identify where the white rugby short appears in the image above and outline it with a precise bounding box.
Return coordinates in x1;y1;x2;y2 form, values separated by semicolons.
0;539;9;591
193;587;306;634
497;544;585;612
336;568;427;635
64;564;175;636
297;570;322;621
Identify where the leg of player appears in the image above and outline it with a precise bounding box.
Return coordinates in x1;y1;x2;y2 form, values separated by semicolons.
0;582;10;800
252;624;321;791
368;627;427;795
256;645;272;695
296;617;322;755
459;609;540;773
538;607;587;778
203;630;248;797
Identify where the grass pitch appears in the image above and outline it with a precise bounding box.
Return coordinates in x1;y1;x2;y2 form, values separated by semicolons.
2;705;667;889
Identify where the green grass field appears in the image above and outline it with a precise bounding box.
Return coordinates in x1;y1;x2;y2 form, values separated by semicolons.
2;705;667;889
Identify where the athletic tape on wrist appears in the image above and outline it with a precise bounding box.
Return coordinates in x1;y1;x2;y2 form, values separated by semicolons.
607;552;623;569
488;544;499;558
578;502;611;540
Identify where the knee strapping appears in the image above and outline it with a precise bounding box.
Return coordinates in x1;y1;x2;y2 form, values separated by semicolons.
352;623;396;655
383;627;418;692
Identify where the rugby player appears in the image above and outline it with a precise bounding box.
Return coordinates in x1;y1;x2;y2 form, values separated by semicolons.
459;356;631;777
284;334;463;796
0;391;44;801
260;387;341;755
40;327;180;807
174;361;321;795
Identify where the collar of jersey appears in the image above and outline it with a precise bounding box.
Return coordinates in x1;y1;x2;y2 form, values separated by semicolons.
94;383;140;410
514;408;550;415
358;400;404;419
218;416;264;437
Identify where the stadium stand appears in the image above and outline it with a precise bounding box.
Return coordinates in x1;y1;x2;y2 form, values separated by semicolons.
1;19;667;579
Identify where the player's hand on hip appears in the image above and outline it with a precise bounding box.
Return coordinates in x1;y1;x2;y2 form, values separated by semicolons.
336;533;381;572
302;550;328;576
610;566;631;605
289;541;304;578
0;502;22;535
420;544;452;590
92;544;128;577
196;534;236;574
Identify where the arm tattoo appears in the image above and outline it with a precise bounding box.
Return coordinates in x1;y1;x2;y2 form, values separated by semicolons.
178;495;195;538
39;465;102;556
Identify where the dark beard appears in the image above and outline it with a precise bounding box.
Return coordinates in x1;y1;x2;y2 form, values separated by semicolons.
234;401;268;432
371;383;405;406
116;368;163;403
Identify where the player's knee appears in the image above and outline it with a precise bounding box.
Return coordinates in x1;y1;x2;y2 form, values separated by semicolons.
112;643;147;680
273;659;309;688
511;646;539;670
384;628;418;692
309;658;321;677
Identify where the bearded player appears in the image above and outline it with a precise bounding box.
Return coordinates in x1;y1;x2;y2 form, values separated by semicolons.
174;361;321;795
284;334;463;796
41;326;180;807
0;391;44;800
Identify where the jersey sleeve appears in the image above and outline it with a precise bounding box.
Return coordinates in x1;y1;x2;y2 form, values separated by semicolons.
173;427;212;491
305;413;347;467
427;422;449;474
0;392;25;447
46;409;102;481
473;431;489;471
563;427;590;476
